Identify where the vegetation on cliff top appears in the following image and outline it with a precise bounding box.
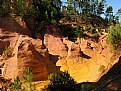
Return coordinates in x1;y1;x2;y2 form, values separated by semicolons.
0;0;121;39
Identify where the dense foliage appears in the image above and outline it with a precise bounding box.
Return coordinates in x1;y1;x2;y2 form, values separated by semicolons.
65;0;106;15
0;0;120;39
44;72;78;91
0;0;62;37
116;8;121;24
108;24;121;50
0;0;120;41
105;6;113;22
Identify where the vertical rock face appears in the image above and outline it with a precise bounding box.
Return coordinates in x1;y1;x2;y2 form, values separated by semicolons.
17;39;48;81
66;43;82;62
44;34;68;57
44;25;68;57
0;33;57;81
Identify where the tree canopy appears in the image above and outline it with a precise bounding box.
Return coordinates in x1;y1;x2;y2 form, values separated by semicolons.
108;24;121;51
0;0;121;39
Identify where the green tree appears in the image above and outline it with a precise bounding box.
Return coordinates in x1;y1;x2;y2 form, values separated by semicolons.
77;0;106;16
114;16;119;24
74;25;84;38
13;0;27;16
32;0;61;23
81;0;91;14
96;0;106;16
117;8;121;17
108;24;121;50
105;6;113;22
116;8;121;24
44;71;78;91
0;0;10;16
90;0;99;15
10;67;33;91
65;0;78;21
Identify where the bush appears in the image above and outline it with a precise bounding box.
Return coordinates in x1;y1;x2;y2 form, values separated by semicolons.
28;5;40;19
2;46;11;58
13;0;27;17
74;25;84;38
0;1;8;16
44;71;78;91
10;67;33;91
89;26;95;34
62;25;74;37
79;82;96;91
98;65;105;72
51;19;57;25
108;24;121;51
10;77;22;91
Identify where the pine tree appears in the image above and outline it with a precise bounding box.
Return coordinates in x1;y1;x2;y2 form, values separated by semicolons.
105;6;113;22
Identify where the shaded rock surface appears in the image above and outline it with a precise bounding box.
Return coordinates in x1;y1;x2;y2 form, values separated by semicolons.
0;16;30;36
94;56;121;91
0;31;58;81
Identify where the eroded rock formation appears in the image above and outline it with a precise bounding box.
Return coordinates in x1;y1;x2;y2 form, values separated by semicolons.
0;32;59;81
0;16;120;84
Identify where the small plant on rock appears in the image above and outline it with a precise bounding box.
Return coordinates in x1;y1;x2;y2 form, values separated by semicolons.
98;65;105;73
10;67;33;91
2;46;11;58
23;67;33;91
10;77;22;91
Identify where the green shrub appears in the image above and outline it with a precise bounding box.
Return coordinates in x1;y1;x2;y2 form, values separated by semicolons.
98;65;105;72
10;67;33;91
10;77;22;91
44;71;78;91
44;71;96;91
89;26;95;34
28;5;40;19
85;25;90;31
80;82;95;91
51;19;57;25
23;67;33;91
85;25;95;34
62;25;74;37
108;24;121;51
13;0;27;17
93;32;99;37
74;25;84;38
2;46;11;58
0;1;8;16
